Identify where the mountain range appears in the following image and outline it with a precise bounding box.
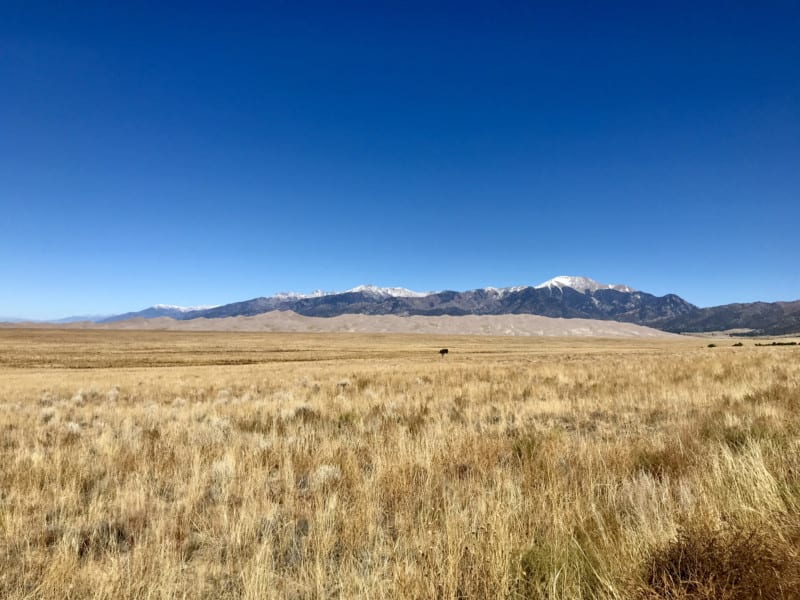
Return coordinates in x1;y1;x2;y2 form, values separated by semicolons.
78;276;799;336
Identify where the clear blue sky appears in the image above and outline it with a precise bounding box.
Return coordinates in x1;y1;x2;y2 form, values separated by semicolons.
2;1;799;319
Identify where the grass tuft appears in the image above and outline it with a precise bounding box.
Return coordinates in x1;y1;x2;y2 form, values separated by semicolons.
637;521;800;599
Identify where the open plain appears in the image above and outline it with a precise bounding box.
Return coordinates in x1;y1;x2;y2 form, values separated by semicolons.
2;329;800;598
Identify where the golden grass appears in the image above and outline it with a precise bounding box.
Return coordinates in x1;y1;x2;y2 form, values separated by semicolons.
1;329;799;598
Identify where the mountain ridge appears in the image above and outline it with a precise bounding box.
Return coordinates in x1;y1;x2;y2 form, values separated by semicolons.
9;276;800;335
100;276;698;328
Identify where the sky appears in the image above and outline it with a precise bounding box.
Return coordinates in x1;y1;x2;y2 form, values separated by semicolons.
1;1;799;319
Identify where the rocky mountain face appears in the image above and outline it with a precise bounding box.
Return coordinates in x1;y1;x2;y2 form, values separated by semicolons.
93;276;800;335
165;278;698;326
655;300;800;336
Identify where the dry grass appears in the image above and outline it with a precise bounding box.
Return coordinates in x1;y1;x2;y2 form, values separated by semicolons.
637;519;800;599
1;329;799;598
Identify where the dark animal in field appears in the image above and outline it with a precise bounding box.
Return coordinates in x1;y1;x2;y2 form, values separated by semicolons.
439;348;449;358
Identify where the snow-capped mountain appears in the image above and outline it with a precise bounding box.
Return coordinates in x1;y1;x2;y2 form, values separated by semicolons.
346;285;430;298
271;290;331;300
145;276;695;326
481;286;529;297
10;275;800;335
151;304;219;312
66;276;665;324
10;274;800;335
536;275;636;294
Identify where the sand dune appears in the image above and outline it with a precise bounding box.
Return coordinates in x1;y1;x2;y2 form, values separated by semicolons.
57;310;680;337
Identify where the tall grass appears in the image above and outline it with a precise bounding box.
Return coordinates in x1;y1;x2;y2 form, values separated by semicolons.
0;330;799;598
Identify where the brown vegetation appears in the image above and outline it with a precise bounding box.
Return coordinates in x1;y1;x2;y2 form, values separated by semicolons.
1;329;799;598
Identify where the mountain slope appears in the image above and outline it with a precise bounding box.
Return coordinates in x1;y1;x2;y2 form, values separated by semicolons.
51;275;800;335
100;305;218;323
656;300;800;336
535;275;635;293
171;277;697;325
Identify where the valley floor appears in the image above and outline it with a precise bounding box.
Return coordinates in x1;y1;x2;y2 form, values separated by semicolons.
1;330;799;598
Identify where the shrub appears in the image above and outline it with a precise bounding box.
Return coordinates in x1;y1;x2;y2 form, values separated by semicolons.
637;521;800;599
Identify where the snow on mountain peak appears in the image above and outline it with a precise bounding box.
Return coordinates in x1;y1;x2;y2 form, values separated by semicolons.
482;285;529;297
346;285;430;298
150;279;633;314
271;290;332;300
151;304;219;312
535;276;635;294
269;287;429;301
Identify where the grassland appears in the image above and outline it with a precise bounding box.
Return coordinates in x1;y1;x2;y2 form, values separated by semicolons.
1;329;800;599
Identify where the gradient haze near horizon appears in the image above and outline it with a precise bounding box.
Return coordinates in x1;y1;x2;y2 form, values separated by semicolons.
2;1;799;320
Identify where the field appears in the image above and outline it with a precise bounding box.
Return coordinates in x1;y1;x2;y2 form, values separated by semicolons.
2;329;800;599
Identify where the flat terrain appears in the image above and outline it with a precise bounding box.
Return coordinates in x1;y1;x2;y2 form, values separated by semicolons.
1;329;800;598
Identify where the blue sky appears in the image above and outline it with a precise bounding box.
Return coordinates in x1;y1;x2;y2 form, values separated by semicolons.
2;1;799;319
